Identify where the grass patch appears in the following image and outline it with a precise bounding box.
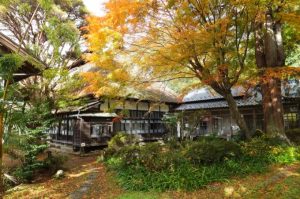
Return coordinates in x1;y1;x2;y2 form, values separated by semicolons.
118;192;170;199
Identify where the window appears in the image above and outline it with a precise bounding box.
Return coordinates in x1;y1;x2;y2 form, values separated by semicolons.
199;121;208;134
130;110;137;118
91;125;100;138
137;111;146;118
61;120;68;135
91;124;113;138
149;111;160;119
284;113;298;129
53;125;59;135
212;118;219;131
68;120;74;136
212;117;223;133
149;120;164;133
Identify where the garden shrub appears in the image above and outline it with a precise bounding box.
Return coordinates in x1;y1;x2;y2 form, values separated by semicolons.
13;162;44;182
114;145;142;167
43;154;68;173
102;132;139;160
183;138;242;165
252;129;264;138
165;138;183;150
109;142;186;172
103;136;300;192
107;132;139;151
10;130;48;182
286;128;300;145
241;136;298;164
139;143;186;171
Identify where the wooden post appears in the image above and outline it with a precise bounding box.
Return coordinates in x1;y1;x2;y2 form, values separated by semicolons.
253;109;257;132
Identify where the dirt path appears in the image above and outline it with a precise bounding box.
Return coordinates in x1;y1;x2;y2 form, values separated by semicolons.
5;154;122;199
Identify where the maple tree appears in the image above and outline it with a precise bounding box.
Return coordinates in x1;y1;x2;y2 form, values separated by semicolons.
84;0;256;139
84;0;300;139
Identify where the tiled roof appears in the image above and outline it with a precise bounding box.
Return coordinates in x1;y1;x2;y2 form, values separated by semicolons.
176;96;259;111
183;87;246;102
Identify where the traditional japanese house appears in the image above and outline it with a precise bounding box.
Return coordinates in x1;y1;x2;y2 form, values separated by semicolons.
49;61;299;150
49;62;179;150
49;93;178;150
175;87;300;138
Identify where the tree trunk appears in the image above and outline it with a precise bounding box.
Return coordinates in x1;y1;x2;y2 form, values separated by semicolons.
255;11;286;136
224;92;251;139
261;79;285;135
0;113;4;198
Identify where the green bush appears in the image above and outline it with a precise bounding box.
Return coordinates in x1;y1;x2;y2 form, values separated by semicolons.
108;132;138;150
286;128;300;145
241;136;298;164
115;145;142;167
110;143;186;172
43;154;68;173
139;143;185;171
13;161;44;182
183;138;242;165
102;132;139;160
104;136;300;192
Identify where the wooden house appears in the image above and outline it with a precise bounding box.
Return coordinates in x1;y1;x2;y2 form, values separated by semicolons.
175;87;300;139
48;62;299;151
49;94;178;150
49;62;179;150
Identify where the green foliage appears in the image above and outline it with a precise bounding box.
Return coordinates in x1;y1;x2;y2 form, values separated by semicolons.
183;138;242;165
286;128;300;145
0;54;23;80
107;132;139;152
3;99;54;182
9;130;48;182
103;132;139;161
104;136;300;191
43;154;68;173
0;0;87;113
162;113;180;139
241;136;298;164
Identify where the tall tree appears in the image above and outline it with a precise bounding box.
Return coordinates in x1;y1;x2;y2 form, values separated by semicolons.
0;0;87;109
84;0;300;139
253;0;300;136
0;0;87;196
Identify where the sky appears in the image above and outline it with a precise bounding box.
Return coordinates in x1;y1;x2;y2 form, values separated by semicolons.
83;0;108;16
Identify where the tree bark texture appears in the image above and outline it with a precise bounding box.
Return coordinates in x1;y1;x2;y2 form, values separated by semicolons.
255;11;285;136
224;92;251;139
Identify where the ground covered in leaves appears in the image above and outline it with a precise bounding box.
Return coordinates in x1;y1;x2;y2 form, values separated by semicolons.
4;153;300;199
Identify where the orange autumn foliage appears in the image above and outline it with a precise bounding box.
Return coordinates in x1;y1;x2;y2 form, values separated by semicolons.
83;0;300;97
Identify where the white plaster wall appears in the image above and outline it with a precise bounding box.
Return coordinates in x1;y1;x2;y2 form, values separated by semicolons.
100;99;170;112
160;104;169;112
137;101;149;111
100;100;109;111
